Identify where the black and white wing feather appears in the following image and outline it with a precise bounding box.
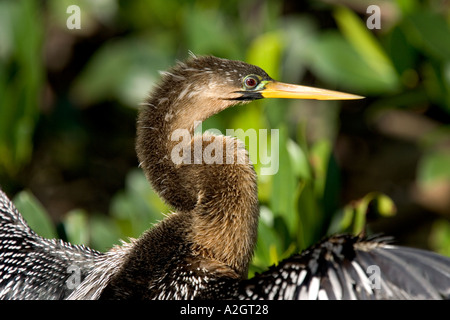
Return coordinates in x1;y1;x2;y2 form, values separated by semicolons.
2;188;450;300
0;190;102;300
232;235;450;300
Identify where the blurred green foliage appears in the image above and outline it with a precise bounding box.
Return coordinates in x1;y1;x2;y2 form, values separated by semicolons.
0;0;44;176
0;0;449;278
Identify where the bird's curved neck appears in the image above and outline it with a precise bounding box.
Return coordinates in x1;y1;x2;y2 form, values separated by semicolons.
136;83;259;277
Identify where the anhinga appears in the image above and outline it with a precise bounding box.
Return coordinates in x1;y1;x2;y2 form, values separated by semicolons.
0;55;449;300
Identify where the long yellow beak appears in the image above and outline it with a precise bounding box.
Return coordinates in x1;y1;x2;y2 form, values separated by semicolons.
260;81;364;100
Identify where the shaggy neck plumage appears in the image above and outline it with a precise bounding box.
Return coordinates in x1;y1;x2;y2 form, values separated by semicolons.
135;58;259;277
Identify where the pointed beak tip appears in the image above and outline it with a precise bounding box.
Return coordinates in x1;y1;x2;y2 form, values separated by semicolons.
261;81;365;101
351;94;365;100
337;93;365;100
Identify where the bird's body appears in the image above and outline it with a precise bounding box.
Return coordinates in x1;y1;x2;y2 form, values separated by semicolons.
0;55;449;300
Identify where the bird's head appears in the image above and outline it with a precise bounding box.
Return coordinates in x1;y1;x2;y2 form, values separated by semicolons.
162;55;362;107
150;55;363;132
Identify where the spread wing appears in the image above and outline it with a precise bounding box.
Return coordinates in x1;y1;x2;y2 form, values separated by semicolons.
0;190;101;300
235;235;450;300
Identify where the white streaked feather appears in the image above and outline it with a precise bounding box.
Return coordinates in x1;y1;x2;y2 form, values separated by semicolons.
351;261;373;295
341;267;358;300
284;282;296;299
139;102;157;108
296;269;307;286
298;284;308;300
327;268;342;300
318;289;328;300
308;276;320;300
187;50;197;59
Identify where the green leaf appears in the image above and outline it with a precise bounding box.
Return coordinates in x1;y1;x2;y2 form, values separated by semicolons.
110;169;167;238
13;191;58;239
310;139;332;198
0;0;43;174
327;192;396;235
286;138;311;180
247;31;284;79
306;32;397;94
429;219;450;257
296;180;321;249
89;213;122;252
403;12;450;62
228;102;266;173
71;35;172;108
395;0;419;14
386;26;419;76
352;192;397;234
63;209;90;245
375;193;397;217
334;6;399;89
270;126;297;235
252;207;284;271
182;6;242;59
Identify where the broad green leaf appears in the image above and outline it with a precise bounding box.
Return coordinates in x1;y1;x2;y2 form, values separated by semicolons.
270;126;297;235
0;0;43;174
13;191;58;239
71;35;172;108
247;31;284;79
110;169;167;238
310;139;332;198
403;12;450;62
229;102;266;173
286;138;311;180
182;7;242;60
296;180;321;249
321;152;342;228
334;6;399;89
63;209;90;245
385;26;419;76
89;213;122;252
252;207;285;273
306;32;396;94
327;207;355;235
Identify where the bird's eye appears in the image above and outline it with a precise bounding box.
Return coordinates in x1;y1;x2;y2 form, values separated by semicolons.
243;76;259;89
